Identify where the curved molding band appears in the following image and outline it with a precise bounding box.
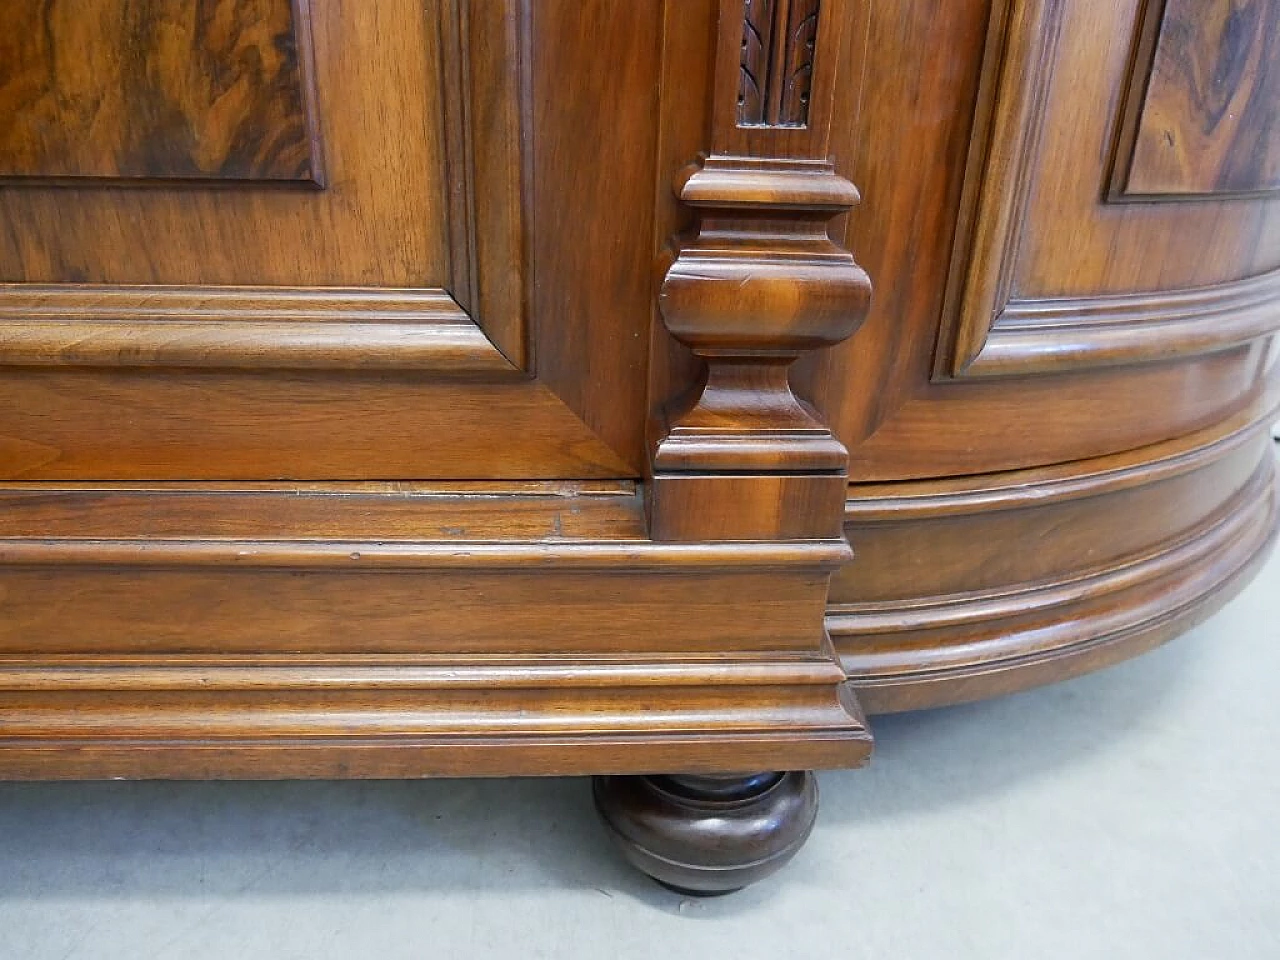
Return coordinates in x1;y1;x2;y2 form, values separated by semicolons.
844;387;1278;520
940;0;1280;379
967;267;1280;377
831;408;1280;713
835;462;1277;713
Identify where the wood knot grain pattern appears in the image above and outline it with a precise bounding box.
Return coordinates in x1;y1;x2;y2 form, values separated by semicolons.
1124;0;1280;196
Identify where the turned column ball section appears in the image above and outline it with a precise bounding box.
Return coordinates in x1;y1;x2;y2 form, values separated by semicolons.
593;772;820;895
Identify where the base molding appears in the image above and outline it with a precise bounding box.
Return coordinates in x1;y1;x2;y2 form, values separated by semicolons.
0;481;870;778
833;414;1279;713
0;672;870;779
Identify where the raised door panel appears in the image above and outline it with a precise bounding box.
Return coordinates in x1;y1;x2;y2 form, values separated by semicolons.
945;0;1280;378
0;0;438;288
800;0;1280;480
0;0;656;479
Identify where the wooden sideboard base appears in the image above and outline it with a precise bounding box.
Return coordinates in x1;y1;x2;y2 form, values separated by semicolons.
1;0;1277;901
0;481;871;779
834;411;1280;714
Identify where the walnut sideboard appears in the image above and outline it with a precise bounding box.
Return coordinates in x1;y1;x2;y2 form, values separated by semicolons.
0;0;1276;895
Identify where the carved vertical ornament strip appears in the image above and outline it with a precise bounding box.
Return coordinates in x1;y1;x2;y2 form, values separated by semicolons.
739;0;774;122
738;0;822;127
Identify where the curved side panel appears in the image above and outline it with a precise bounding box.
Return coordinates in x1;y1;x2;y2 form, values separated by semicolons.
831;409;1279;713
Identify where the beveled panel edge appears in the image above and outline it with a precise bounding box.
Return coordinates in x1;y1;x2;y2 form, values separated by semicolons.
936;0;1065;378
437;0;530;364
961;267;1280;376
0;284;516;373
1105;0;1168;203
0;0;533;378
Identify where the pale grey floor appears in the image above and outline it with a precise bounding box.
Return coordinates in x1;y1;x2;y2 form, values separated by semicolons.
3;472;1279;959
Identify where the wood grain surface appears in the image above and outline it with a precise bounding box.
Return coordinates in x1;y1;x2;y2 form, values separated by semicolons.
0;0;445;287
0;0;322;183
0;480;868;779
799;0;1280;479
1125;0;1280;197
0;0;654;480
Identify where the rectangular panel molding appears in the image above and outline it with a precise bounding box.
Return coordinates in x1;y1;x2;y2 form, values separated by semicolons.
0;0;323;184
0;1;651;481
939;0;1280;380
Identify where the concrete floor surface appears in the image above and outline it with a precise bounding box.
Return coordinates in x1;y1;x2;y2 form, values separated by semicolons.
2;484;1278;959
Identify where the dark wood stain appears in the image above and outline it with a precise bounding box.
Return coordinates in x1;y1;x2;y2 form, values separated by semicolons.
0;0;322;183
1126;0;1280;196
737;0;821;126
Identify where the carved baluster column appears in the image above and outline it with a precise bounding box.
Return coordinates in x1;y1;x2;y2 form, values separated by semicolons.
650;0;868;541
594;0;873;895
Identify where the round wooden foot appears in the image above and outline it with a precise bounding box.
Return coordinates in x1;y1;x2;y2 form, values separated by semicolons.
592;771;818;895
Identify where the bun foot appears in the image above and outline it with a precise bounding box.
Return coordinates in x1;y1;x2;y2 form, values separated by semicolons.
592;771;818;896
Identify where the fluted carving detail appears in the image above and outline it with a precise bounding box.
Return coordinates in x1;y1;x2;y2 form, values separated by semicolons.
737;0;823;127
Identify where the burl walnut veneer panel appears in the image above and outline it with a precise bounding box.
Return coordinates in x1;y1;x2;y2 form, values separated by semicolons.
0;0;322;184
0;1;658;480
1123;0;1280;199
0;0;443;287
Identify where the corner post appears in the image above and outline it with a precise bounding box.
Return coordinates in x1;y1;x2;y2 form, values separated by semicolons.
595;0;873;896
648;0;869;541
